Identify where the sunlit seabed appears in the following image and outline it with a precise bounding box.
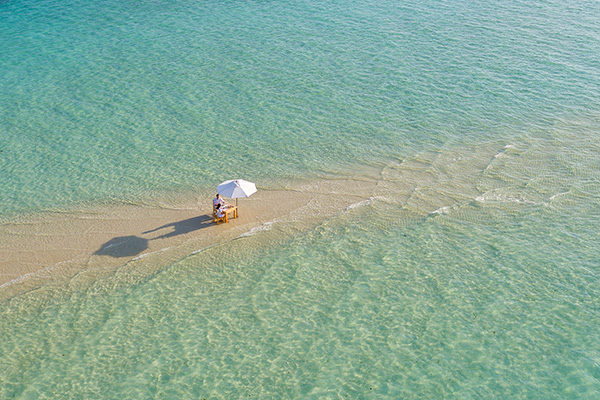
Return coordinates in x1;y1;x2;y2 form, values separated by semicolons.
1;199;599;398
1;0;600;397
2;135;600;398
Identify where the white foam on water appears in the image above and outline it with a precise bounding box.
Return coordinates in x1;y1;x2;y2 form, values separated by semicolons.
0;259;70;289
345;198;373;211
482;144;520;174
0;272;36;289
131;246;174;261
475;189;538;205
549;191;571;201
238;221;275;238
191;244;218;255
432;205;453;214
345;196;387;211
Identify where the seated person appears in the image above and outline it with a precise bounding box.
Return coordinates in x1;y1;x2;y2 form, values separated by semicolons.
215;203;227;219
213;194;225;211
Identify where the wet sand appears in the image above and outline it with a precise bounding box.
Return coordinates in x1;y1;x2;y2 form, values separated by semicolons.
0;144;504;300
0;176;380;299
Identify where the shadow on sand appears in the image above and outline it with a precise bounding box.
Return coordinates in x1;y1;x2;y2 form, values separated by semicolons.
95;215;214;258
142;215;214;239
94;236;149;258
94;215;212;258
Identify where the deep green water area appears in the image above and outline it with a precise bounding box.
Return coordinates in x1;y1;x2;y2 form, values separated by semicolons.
1;0;599;397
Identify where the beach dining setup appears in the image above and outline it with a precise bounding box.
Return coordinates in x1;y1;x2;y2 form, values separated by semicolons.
213;179;257;224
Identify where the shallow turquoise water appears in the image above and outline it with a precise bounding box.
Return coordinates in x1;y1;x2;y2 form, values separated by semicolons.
1;0;600;397
2;0;598;217
2;169;599;397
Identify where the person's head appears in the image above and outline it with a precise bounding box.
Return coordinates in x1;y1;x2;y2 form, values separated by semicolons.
216;194;220;199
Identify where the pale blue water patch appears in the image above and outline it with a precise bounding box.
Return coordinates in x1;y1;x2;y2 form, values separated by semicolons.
1;0;599;217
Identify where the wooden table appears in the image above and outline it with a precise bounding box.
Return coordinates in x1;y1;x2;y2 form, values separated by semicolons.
222;205;238;223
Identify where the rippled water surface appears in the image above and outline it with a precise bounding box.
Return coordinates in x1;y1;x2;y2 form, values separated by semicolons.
1;0;600;397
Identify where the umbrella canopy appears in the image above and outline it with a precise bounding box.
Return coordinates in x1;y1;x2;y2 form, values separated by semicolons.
216;179;257;199
216;180;257;214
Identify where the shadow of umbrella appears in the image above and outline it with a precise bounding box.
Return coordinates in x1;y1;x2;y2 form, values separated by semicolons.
95;236;149;258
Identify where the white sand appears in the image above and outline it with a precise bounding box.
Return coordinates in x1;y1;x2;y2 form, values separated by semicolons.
0;176;379;299
0;144;504;300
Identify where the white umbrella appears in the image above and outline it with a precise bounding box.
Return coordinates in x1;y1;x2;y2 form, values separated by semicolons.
216;179;257;212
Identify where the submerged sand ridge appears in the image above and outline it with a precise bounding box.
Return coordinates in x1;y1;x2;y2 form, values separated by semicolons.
1;143;534;300
0;176;381;298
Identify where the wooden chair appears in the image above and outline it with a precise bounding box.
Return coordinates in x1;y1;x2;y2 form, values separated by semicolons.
213;203;236;224
213;205;228;224
213;213;226;224
212;207;224;224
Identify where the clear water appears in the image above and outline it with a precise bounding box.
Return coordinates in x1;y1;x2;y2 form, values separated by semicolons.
1;0;600;397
